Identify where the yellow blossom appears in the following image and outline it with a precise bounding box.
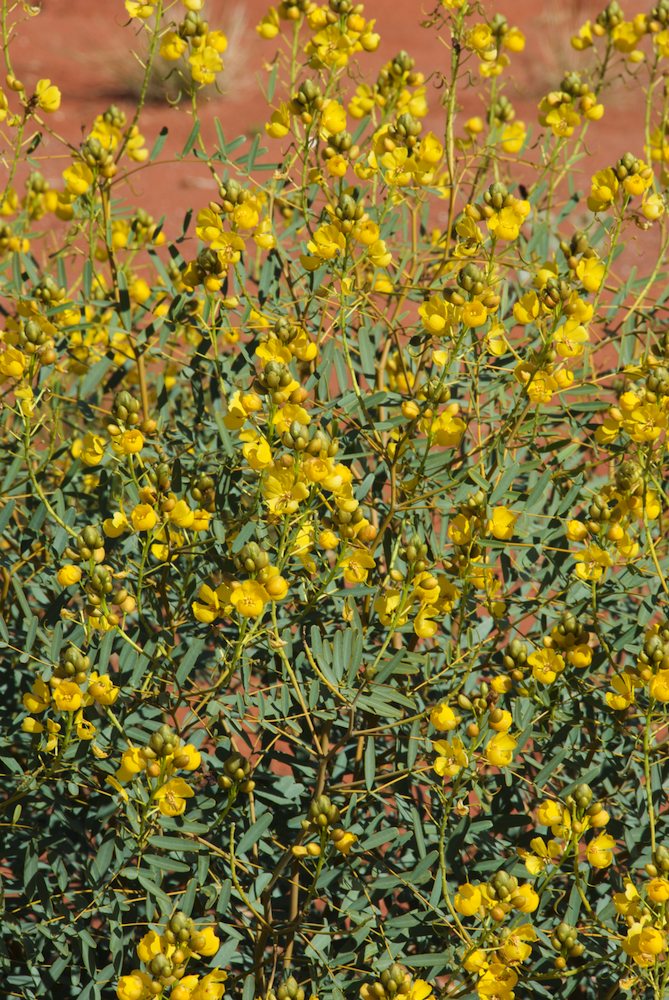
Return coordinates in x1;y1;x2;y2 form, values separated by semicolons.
430;703;460;731
433;737;468;778
488;507;517;540
35;78;61;113
230;580;270;618
528;648;565;685
573;544;612;582
586;833;615;868
154;777;195;816
455;883;482;916
131;503;158;532
485;732;516;767
52;680;83;712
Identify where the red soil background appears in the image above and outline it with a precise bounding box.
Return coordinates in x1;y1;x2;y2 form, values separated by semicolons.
8;0;654;249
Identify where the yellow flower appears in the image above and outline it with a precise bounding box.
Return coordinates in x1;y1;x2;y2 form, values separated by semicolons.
485;732;516;767
454;883;482;916
586;833;615;868
320;99;347;137
488;507;517;540
172;978;201;1000
57;565;82;587
302;223;347;269
78;432;106;466
461;300;488;328
131;503;158;532
230;580;270;618
63;160;94;196
528;648;565;685
433;737;468;778
487;205;525;241
642;192;665;221
414;605;439;639
416;131;443;166
499;923;536;965
189;44;224;86
448;513;472;546
489;709;512;732
257;7;280;39
512;883;539;912
429;407;466;448
612;20;644;54
154;777;195;816
341;548;376;584
262;465;309;515
374;589;408;627
647;877;669;903
190;926;220;957
537;800;563;827
614;881;642;917
169;499;195;529
23;678;51;714
573;544;612;582
192;509;211;532
331;829;357;855
0;345;27;379
117;747;146;783
513;291;540;325
576;256;605;293
75;713;96;741
192;582;222;624
136;930;162;964
103;511;130;538
52;680;83;712
649;670;669;702
35;78;61;113
587;168;619;212
567;644;592;668
571;21;593;50
501;121;526;154
430;703;460;731
125;0;155;17
624;923;667;967
540;99;581;138
118;429;144;455
624;403;667;443
117;971;153;1000
192;970;228;1000
554;319;588;358
380;146;413;187
408;981;432;1000
87;673;119;706
463;949;488;974
160;30;187;61
519;836;563;875
467;23;495;56
606;672;635;710
266;102;291;139
419;294;458;335
263;569;289;601
503;27;525;53
477;963;517;999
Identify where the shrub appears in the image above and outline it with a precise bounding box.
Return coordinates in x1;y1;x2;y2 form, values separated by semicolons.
1;0;669;998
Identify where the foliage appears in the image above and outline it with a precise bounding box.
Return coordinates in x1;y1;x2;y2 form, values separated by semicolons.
1;0;669;998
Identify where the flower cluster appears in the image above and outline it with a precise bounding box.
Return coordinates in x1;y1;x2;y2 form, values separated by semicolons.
117;910;223;1000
